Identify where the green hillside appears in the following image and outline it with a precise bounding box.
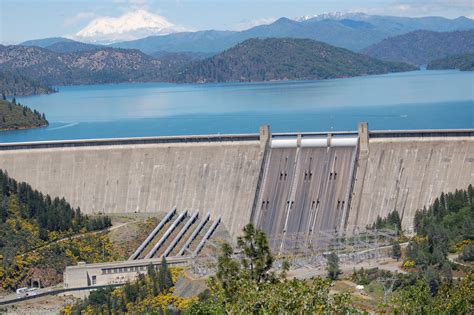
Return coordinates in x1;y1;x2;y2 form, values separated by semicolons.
363;30;474;65
428;53;474;71
0;99;48;131
0;71;54;96
172;38;416;83
0;170;113;291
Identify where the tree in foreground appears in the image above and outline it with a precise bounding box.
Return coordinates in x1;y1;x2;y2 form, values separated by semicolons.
327;252;341;280
391;271;474;314
186;223;354;314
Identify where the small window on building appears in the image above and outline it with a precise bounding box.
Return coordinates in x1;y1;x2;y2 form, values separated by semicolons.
92;275;96;285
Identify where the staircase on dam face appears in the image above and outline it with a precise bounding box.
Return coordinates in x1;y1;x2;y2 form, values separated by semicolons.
130;209;220;260
254;135;358;254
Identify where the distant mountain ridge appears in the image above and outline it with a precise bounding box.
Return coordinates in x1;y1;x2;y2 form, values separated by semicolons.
109;14;474;54
363;30;474;65
171;38;417;83
21;37;103;53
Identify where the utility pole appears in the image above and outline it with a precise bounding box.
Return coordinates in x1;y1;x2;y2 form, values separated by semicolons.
377;276;397;304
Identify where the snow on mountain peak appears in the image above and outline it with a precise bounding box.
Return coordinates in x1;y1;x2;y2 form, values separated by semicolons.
74;10;188;44
295;12;369;22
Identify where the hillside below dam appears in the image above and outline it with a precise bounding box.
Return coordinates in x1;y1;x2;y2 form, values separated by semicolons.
1;124;473;248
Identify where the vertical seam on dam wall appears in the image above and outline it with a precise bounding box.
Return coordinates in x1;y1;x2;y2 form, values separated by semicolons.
249;143;270;225
340;140;359;232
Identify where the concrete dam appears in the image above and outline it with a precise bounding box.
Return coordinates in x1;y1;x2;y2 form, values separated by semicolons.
1;124;473;248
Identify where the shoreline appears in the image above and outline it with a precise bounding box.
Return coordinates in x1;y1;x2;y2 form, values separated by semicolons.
0;123;49;132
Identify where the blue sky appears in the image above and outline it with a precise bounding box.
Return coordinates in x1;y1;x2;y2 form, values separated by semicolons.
1;0;473;44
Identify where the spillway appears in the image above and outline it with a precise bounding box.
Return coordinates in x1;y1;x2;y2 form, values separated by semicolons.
253;135;357;252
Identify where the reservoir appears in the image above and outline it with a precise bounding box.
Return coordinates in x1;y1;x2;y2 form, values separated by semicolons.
2;69;473;142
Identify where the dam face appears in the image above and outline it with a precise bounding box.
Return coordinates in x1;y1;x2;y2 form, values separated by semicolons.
348;134;474;231
253;137;357;252
0;135;265;237
0;126;473;243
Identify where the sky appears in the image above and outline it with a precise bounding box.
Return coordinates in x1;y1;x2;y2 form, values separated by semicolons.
1;0;473;44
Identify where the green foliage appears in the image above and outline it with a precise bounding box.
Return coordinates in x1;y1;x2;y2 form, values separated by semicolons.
364;29;474;65
173;38;416;83
0;99;48;130
0;170;112;290
428;53;474;71
158;256;173;292
236;223;274;283
188;223;355;314
391;272;474;314
370;210;402;232
0;71;54;97
461;243;474;262
392;241;402;261
327;252;341;280
410;186;474;269
66;266;190;314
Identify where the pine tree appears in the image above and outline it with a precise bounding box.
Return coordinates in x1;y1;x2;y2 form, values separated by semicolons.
237;223;274;283
392;241;402;261
158;256;173;292
326;252;341;280
147;263;159;296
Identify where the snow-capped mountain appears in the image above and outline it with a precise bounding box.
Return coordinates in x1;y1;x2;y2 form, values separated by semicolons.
74;10;189;44
295;12;369;22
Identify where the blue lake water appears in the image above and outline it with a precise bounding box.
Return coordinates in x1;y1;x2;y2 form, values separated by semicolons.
2;70;473;143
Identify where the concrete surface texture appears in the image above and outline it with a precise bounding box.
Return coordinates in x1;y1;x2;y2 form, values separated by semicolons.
254;145;356;252
0;141;262;237
348;137;474;231
0;127;473;242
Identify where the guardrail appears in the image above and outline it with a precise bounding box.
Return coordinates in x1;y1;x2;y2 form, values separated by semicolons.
369;129;474;138
0;134;260;150
1;128;471;151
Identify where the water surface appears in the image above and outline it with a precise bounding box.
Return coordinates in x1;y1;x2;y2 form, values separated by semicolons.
2;70;473;143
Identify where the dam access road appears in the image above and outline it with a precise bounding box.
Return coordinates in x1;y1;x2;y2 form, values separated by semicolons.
0;124;473;247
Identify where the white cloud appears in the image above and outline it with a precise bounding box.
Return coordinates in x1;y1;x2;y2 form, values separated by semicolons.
233;17;277;31
74;10;190;43
64;12;96;27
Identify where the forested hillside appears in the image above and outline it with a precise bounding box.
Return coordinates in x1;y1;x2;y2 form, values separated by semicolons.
0;71;54;96
0;98;48;131
172;38;416;83
0;45;164;86
428;53;474;71
0;170;113;291
0;38;418;91
363;30;474;65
